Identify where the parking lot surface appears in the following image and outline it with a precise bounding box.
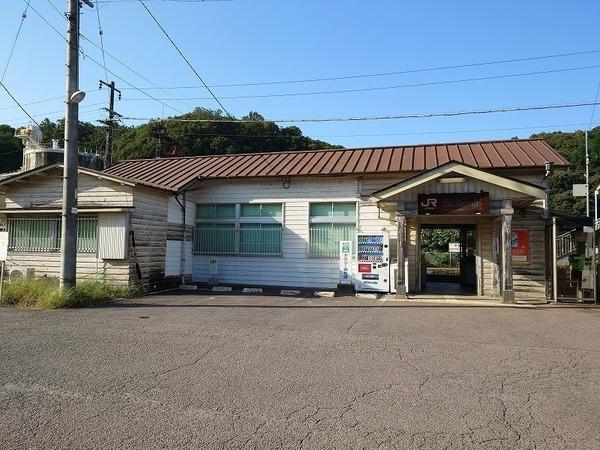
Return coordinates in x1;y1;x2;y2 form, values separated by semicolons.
1;293;599;449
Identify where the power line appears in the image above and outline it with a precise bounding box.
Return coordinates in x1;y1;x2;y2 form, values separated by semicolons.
120;48;600;90
42;0;191;112
120;101;600;124
8;60;593;112
0;95;77;112
138;0;233;117
1;1;31;83
94;1;109;80
0;83;40;127
97;0;233;3
589;80;600;129
142;122;600;140
120;64;600;101
2;102;106;125
25;1;185;115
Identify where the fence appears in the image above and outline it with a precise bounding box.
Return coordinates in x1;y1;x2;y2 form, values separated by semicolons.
7;217;98;253
556;231;576;259
193;225;283;255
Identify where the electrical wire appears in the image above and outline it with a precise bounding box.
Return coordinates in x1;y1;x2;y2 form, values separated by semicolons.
43;0;192;112
25;1;185;115
588;80;600;129
1;1;31;83
138;0;233;117
120;64;600;101
124;122;599;140
94;1;109;81
0;83;41;127
96;0;233;3
121;49;600;90
120;101;600;124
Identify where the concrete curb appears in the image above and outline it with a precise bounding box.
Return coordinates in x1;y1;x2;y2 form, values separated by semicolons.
314;291;335;298
280;289;302;296
242;287;263;294
212;286;232;293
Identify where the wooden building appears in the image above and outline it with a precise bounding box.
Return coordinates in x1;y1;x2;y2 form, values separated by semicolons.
0;138;570;302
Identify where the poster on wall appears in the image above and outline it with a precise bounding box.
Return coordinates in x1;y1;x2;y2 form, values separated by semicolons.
511;229;529;263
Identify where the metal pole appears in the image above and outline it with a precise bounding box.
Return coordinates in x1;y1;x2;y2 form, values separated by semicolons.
585;130;590;217
0;261;5;301
99;80;121;167
106;81;115;166
60;0;81;290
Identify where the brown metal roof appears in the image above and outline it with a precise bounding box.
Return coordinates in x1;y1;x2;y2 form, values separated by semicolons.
104;138;568;192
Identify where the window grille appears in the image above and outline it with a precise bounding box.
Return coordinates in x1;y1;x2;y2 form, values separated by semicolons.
7;217;98;253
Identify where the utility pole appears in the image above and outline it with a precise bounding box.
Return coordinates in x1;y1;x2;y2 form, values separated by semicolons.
60;0;93;290
151;121;167;158
98;80;122;168
585;130;590;217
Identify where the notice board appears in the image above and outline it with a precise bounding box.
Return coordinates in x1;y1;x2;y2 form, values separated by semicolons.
511;228;529;264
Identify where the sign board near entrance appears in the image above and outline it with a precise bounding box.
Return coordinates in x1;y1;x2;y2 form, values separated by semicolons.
418;192;490;215
511;229;529;263
339;240;353;284
448;242;461;253
0;232;8;261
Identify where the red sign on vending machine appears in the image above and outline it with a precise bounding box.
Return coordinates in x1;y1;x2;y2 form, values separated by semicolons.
358;264;371;273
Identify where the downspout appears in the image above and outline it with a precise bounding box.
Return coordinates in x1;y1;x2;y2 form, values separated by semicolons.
174;192;186;286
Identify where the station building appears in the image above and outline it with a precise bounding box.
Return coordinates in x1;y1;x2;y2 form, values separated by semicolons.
0;138;572;302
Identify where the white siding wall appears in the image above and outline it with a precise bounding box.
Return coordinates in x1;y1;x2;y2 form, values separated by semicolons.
167;196;195;225
4;169;134;209
191;177;363;289
4;252;130;284
165;240;193;276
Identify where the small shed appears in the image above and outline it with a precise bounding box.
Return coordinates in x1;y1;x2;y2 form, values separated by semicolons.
0;164;194;288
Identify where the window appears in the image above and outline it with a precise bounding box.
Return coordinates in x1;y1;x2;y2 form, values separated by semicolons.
7;217;98;253
309;202;356;257
194;203;283;255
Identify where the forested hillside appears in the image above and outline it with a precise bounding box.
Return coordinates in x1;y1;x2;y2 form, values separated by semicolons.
0;108;339;172
0;107;598;217
533;126;600;216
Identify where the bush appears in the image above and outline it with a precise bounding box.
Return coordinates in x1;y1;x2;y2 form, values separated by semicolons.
0;278;141;309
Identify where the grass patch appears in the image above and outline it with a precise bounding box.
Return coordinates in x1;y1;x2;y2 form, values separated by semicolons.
0;278;142;309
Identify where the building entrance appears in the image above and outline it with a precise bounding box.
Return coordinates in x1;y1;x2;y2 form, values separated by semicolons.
419;224;477;295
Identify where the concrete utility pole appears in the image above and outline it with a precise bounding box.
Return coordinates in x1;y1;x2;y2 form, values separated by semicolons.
60;0;93;290
585;130;590;217
98;80;122;168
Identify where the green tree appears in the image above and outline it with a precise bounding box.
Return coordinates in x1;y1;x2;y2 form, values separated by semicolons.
0;125;22;172
532;126;600;216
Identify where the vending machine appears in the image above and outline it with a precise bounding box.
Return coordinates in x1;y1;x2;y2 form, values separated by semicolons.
355;231;390;292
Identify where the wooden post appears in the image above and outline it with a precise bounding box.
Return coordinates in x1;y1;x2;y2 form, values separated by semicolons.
501;200;514;303
396;213;407;298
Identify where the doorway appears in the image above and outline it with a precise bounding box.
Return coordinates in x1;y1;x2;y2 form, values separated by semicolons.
419;224;477;295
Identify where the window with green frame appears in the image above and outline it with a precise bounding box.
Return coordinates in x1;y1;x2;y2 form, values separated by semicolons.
240;203;282;254
309;202;356;257
194;203;283;255
7;217;98;253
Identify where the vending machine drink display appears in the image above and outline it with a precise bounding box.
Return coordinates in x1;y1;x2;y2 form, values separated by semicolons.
355;232;390;292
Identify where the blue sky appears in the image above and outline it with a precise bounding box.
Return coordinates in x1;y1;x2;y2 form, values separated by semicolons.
1;0;599;149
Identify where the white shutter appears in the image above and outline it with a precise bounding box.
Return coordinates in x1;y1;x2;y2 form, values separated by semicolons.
98;213;129;260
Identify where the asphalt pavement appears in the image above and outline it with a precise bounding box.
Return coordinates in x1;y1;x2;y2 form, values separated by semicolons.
0;293;599;449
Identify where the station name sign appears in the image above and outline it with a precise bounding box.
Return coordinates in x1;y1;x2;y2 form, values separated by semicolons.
418;192;490;215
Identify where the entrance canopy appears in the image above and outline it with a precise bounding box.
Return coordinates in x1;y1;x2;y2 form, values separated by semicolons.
369;161;546;214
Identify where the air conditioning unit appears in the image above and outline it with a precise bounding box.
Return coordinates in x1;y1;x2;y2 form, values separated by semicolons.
8;267;34;282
